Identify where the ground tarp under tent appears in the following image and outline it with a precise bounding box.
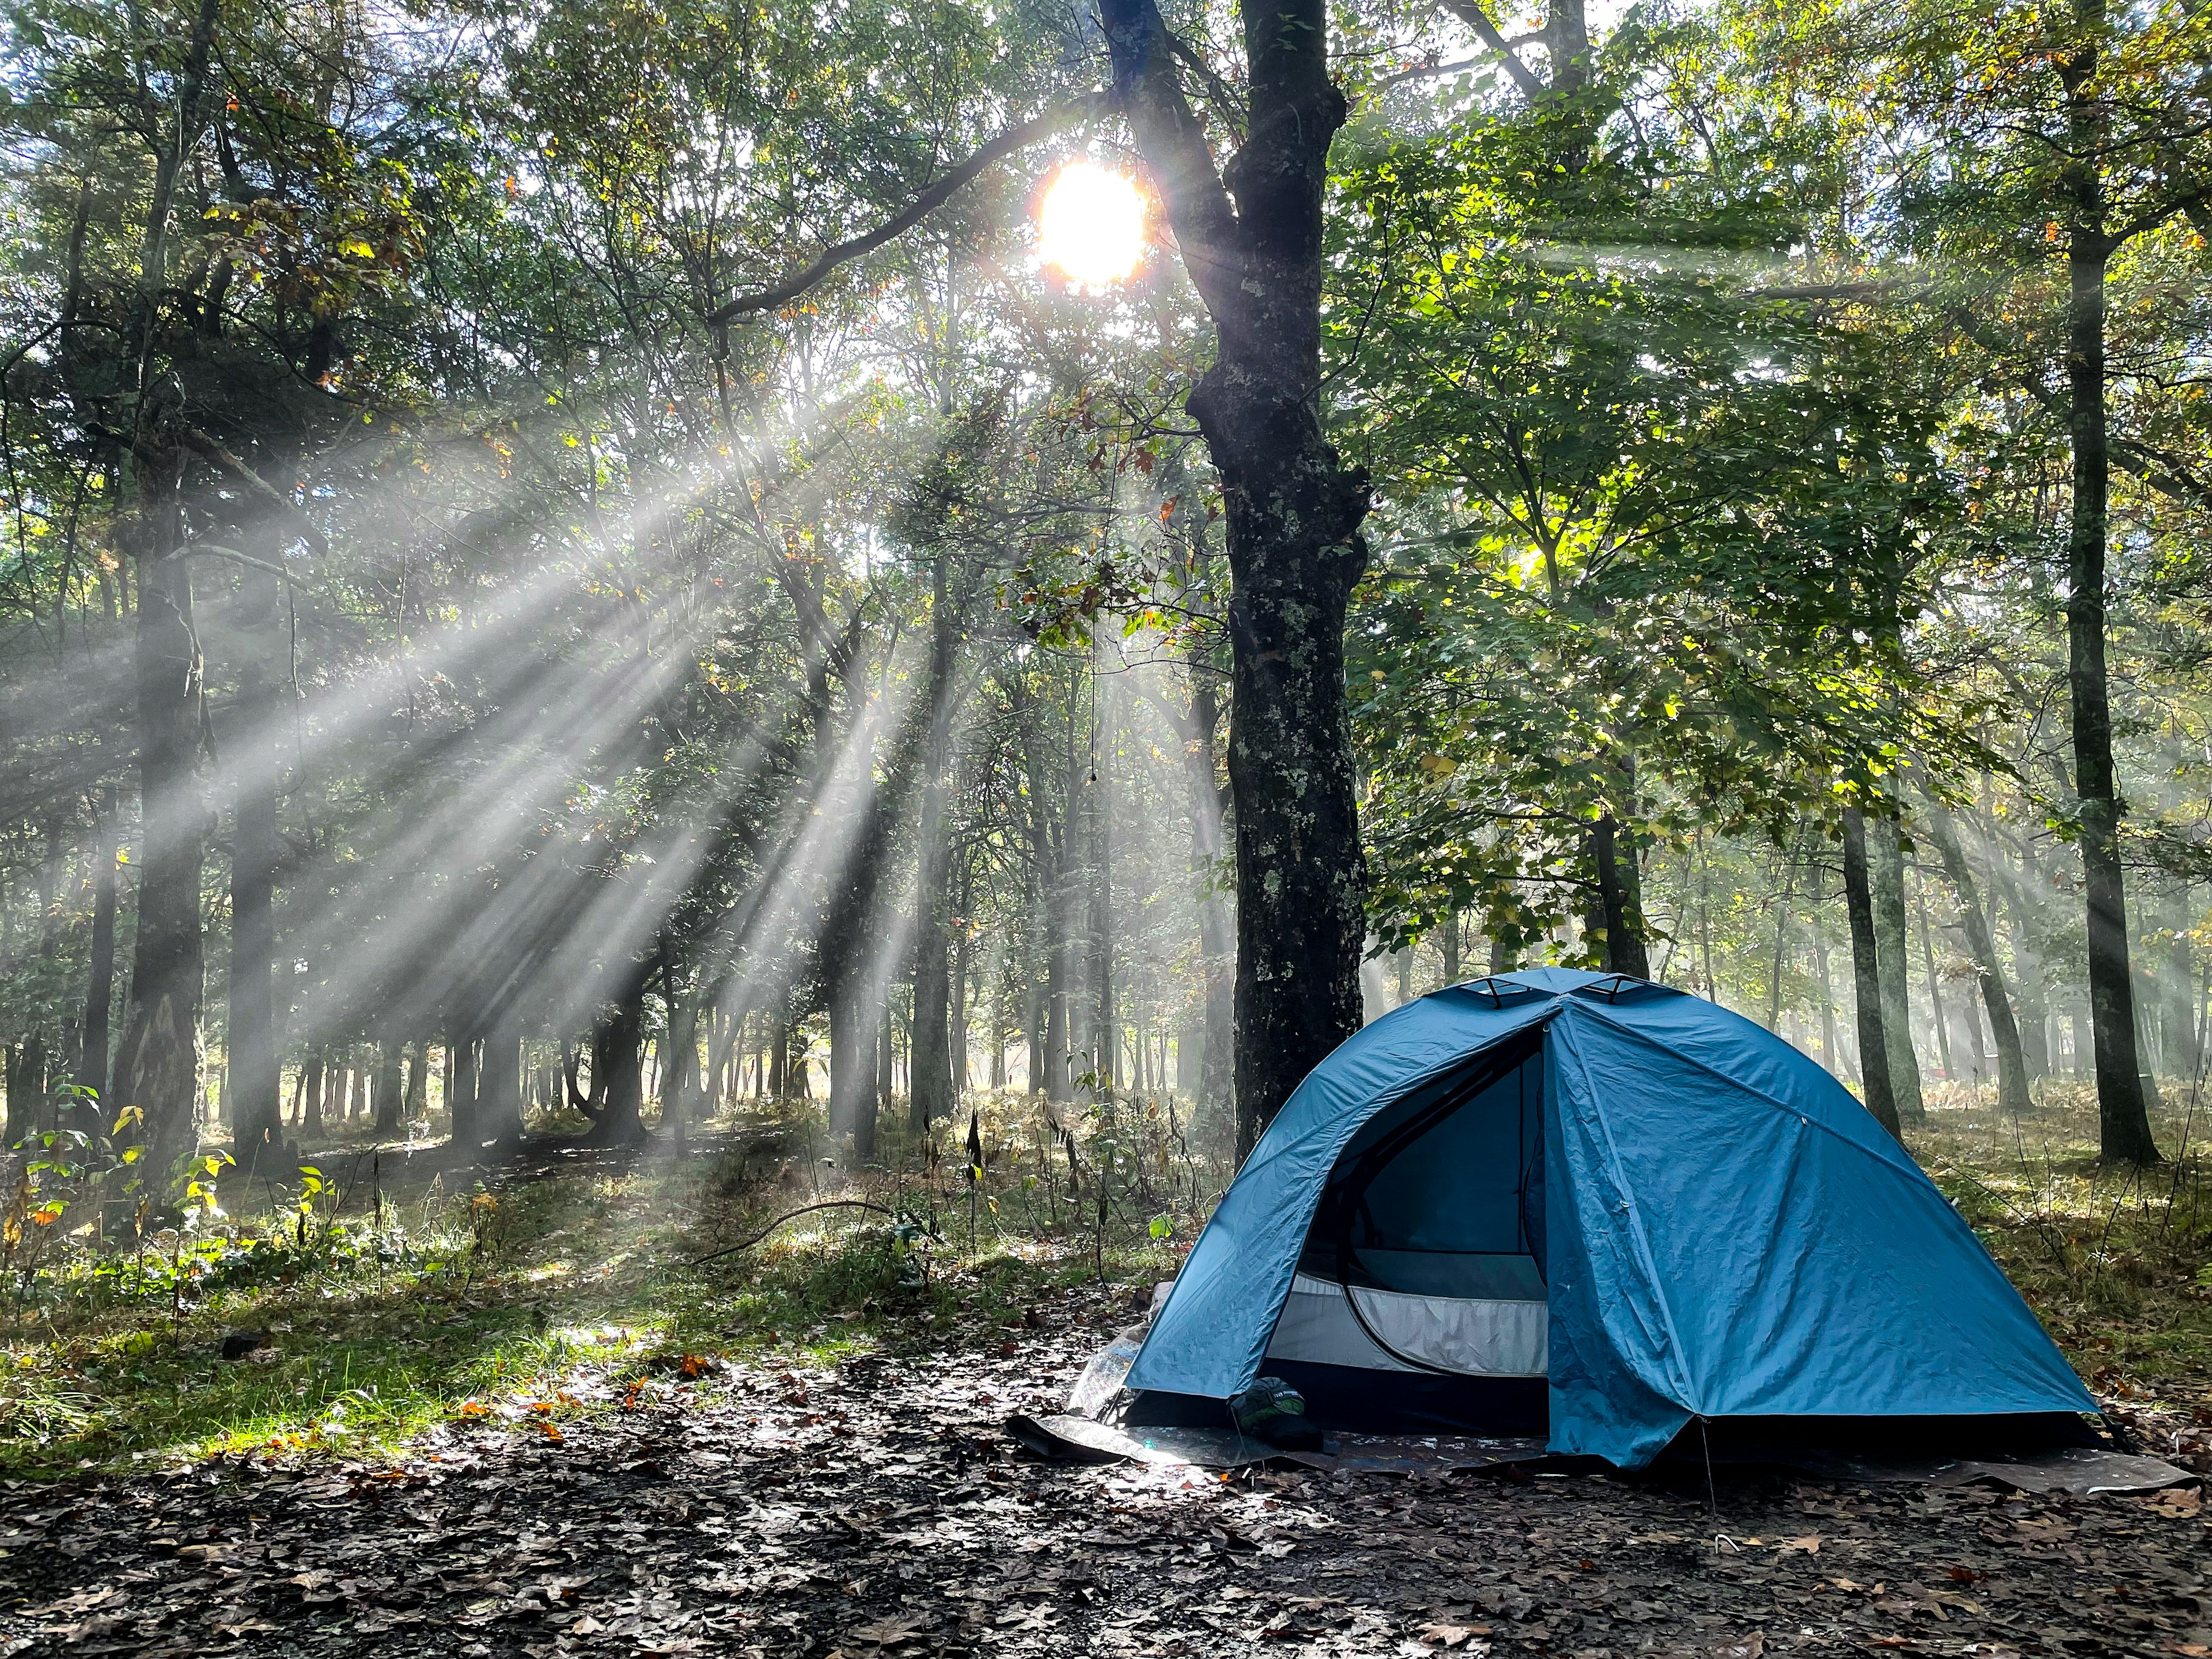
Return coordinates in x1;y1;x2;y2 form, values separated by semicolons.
1120;968;2100;1470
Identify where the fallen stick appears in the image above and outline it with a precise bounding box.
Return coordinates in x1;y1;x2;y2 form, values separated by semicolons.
683;1200;899;1268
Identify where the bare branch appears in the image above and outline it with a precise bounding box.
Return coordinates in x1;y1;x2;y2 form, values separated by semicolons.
160;541;313;588
179;426;330;555
706;93;1110;326
1437;0;1546;99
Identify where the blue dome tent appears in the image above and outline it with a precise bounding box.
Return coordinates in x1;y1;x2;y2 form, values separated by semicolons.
1124;969;2095;1469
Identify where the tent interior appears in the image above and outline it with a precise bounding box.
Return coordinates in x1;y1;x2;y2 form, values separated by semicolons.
1128;1028;1553;1437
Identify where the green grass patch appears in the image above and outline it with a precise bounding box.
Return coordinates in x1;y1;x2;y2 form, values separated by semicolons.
1915;1074;2212;1412
0;1116;1186;1478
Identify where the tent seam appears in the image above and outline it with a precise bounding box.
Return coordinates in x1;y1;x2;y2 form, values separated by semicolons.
1550;1007;1701;1411
1570;998;1923;1177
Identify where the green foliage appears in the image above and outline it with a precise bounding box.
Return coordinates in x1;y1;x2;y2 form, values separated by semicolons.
1332;31;1997;955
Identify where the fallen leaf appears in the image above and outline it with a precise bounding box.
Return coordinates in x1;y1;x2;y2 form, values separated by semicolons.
851;1612;934;1646
1777;1535;1820;1554
1417;1623;1483;1649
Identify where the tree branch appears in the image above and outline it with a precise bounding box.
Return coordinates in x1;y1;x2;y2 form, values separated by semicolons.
1101;0;1243;304
179;426;330;555
706;93;1110;325
160;541;313;589
1438;0;1546;99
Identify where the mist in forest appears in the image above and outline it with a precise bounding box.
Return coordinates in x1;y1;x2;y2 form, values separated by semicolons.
1;0;2206;1198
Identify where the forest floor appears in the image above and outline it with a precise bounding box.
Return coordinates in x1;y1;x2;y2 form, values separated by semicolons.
3;1086;2212;1657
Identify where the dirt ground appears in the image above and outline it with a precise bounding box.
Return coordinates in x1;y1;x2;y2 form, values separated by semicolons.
1;1285;2206;1659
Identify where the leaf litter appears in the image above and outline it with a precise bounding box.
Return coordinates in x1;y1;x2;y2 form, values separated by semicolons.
1;1282;2207;1659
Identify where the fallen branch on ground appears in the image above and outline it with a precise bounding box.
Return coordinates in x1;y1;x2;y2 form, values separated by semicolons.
684;1200;900;1267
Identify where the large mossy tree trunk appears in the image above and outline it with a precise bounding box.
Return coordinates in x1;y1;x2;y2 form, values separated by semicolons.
2059;9;2158;1164
1104;0;1370;1160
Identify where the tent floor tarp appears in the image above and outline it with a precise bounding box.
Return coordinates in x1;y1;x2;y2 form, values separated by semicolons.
1005;1403;2194;1495
1021;1330;2191;1494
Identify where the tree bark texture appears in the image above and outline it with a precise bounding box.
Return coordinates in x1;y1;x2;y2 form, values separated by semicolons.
586;978;645;1145
372;1038;404;1136
1103;0;1370;1160
1590;812;1650;977
1841;810;1901;1137
477;1014;524;1147
1086;676;1116;1093
448;1033;479;1147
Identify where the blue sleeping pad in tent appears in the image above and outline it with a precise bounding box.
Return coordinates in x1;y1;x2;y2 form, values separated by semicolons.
1126;969;2094;1468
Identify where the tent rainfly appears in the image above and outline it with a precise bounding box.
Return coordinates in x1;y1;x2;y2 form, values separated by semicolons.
1126;969;2097;1469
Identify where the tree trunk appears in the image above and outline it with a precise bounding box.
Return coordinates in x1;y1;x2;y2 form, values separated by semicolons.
77;788;119;1109
1868;817;1926;1123
1104;0;1370;1160
106;0;220;1183
586;978;646;1145
1810;909;1847;1080
1088;676;1116;1093
1766;847;1798;1033
1181;645;1236;1119
2059;16;2158;1164
908;551;961;1131
662;954;700;1146
1913;869;1956;1082
448;1032;479;1148
478;1013;524;1148
1841;810;1901;1137
2167;906;2199;1081
828;972;877;1160
1591;811;1650;977
949;896;971;1103
1923;806;2033;1116
1012;673;1074;1104
227;658;283;1176
372;1038;404;1136
301;1048;324;1137
112;453;208;1179
1988;847;2052;1082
